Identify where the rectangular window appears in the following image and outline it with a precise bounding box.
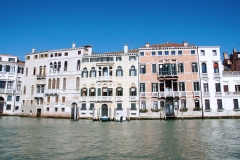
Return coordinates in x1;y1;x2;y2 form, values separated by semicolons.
130;88;137;96
46;107;49;111
205;99;210;110
117;103;122;110
164;51;169;55
152;83;158;92
140;83;145;92
178;50;182;55
193;82;200;91
179;82;185;91
62;108;65;112
7;81;13;89
203;83;209;92
140;65;146;74
235;85;240;92
215;83;221;92
201;50;205;56
160;101;164;108
171;51;175;55
151;51;156;56
178;63;184;73
81;103;86;110
191;63;198;72
181;100;186;109
0;81;6;89
116;88;123;96
55;96;59;103
131;103;136;110
217;99;222;110
116;57;122;61
6;105;11;110
212;50;217;56
191;50;195;54
90;103;94;110
47;96;50;103
152;64;156;73
129;56;136;61
62;96;65;103
233;99;239;109
55;108;58;112
16;96;20;101
7;95;12;101
153;101;158;109
158;51;162;55
224;85;229;92
140;52;144;56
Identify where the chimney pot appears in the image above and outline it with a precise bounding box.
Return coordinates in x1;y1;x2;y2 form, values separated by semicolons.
124;44;128;53
32;48;35;53
145;42;149;47
72;42;76;48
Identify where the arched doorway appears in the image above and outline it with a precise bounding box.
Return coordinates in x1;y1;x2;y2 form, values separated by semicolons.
0;97;4;115
101;104;108;117
71;103;78;120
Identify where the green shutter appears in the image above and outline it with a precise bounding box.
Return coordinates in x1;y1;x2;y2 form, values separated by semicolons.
143;66;146;74
129;69;131;76
134;69;137;76
121;88;123;96
143;83;145;92
89;88;91;95
98;88;101;96
90;103;94;110
121;70;123;76
152;64;156;73
156;83;158;91
135;88;137;96
116;88;118;96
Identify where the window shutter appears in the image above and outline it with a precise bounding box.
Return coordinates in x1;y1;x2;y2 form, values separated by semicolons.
116;88;118;96
86;71;88;78
134;69;137;76
116;70;117;77
143;66;146;74
129;69;131;76
129;56;130;61
86;88;88;96
135;88;137;96
121;88;123;96
196;63;198;72
143;83;145;92
98;88;101;96
81;89;83;96
156;83;158;91
182;63;184;73
152;83;154;92
81;71;83;78
121;70;123;76
6;65;10;72
129;88;131;96
89;88;91;95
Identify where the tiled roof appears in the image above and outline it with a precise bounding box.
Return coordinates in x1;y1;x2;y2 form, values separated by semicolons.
142;42;195;48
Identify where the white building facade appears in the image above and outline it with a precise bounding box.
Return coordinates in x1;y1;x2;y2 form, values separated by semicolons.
0;54;24;115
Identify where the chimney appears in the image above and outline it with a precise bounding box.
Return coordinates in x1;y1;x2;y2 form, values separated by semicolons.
233;48;237;53
145;42;149;47
183;41;188;46
88;46;92;55
72;42;76;48
124;44;128;53
32;48;35;53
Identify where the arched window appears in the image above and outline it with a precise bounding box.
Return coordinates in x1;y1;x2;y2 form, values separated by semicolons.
58;62;61;71
56;78;60;89
64;61;68;71
63;78;66;89
82;67;88;78
76;77;80;89
141;101;146;110
54;62;57;72
33;67;36;75
116;66;123;77
129;65;136;76
130;87;137;96
49;62;53;73
90;67;96;77
25;68;28;76
31;85;34;94
52;78;56;89
39;66;42;76
116;86;123;96
77;60;81;70
213;62;219;73
201;62;207;73
103;67;108;76
48;78;51;89
23;86;26;94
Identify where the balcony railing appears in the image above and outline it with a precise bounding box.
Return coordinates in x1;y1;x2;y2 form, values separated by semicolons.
6;89;14;94
152;92;158;97
213;73;221;78
223;92;240;97
79;96;88;101
115;96;123;101
96;76;113;81
158;91;185;98
88;96;95;101
215;92;222;97
34;93;44;98
158;70;178;77
16;90;22;95
130;96;138;101
193;91;200;97
201;73;208;78
95;96;113;101
203;92;210;97
222;71;240;77
37;74;46;79
140;92;146;98
45;89;59;95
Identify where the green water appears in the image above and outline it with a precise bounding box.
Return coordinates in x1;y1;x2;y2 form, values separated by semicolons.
0;117;240;160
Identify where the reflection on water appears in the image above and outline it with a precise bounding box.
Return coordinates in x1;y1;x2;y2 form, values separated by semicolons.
0;117;240;159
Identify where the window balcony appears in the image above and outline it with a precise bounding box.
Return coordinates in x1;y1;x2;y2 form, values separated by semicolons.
222;71;240;77
213;73;221;79
0;89;5;93
215;92;222;97
193;91;200;97
205;108;212;112
129;96;138;101
34;93;44;98
201;73;208;79
45;89;59;95
79;96;88;101
203;92;210;98
223;92;240;97
16;90;22;95
37;74;46;79
140;92;146;98
95;96;113;101
6;89;14;94
96;76;113;82
88;96;95;101
158;71;178;79
152;92;158;97
115;96;123;101
158;91;185;98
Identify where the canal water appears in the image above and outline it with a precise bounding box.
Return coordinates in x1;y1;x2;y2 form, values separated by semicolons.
0;117;240;160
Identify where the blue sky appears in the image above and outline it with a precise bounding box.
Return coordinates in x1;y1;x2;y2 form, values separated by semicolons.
0;0;240;61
